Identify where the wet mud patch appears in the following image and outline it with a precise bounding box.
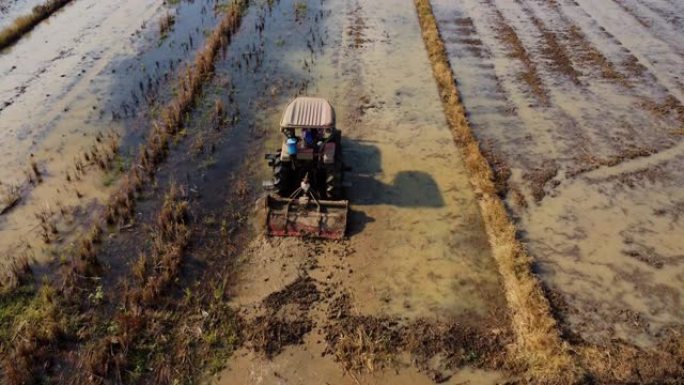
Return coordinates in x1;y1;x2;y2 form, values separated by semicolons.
248;316;313;359
522;159;559;203
246;276;320;358
262;275;320;311
323;309;512;382
545;283;684;383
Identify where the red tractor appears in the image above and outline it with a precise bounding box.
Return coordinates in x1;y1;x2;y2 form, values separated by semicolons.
263;97;348;239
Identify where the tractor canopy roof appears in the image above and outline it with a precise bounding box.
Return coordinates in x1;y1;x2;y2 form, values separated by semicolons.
280;97;335;129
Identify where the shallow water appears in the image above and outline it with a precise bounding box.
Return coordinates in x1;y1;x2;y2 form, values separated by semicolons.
431;0;684;346
0;0;229;268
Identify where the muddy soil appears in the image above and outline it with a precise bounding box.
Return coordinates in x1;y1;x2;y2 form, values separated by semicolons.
431;0;684;347
210;0;513;383
26;0;513;382
0;0;232;272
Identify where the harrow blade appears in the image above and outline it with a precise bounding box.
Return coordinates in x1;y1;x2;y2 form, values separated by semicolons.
265;195;348;240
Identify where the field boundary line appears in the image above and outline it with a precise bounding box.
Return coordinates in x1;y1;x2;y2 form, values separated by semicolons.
412;0;584;383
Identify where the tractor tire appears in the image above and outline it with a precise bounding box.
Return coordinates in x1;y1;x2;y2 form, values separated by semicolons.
272;155;291;197
324;132;343;200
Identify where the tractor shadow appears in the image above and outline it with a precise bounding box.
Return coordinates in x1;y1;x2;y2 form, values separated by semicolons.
343;139;445;236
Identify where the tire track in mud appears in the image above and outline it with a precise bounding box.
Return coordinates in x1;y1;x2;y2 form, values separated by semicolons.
636;0;684;31
612;0;684;55
493;0;658;174
485;0;549;108
572;0;684;103
436;0;682;193
555;0;684;130
455;0;597;200
520;0;682;171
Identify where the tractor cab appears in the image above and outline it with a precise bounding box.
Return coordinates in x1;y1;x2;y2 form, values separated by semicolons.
278;97;339;165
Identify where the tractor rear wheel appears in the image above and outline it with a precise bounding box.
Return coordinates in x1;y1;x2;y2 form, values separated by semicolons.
272;154;292;196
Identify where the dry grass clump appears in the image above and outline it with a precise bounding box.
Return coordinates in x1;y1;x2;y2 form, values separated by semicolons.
140;183;191;305
84;132;120;172
325;315;510;380
214;98;226;130
0;0;73;50
248;316;312;358
480;141;511;197
580;334;684;382
35;204;58;243
1;255;32;291
2;282;69;385
76;184;191;383
621;55;646;77
523;160;559;203
400;319;511;382
105;179;136;225
0;183;21;215
159;11;176;38
58;227;104;294
413;0;582;382
325;317;399;373
641;95;684;125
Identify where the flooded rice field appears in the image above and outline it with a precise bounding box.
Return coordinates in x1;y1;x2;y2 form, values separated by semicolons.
1;0;683;383
431;0;684;347
1;0;513;383
0;0;230;269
